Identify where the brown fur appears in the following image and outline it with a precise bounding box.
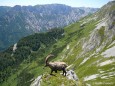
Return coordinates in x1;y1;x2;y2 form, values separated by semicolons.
45;54;67;76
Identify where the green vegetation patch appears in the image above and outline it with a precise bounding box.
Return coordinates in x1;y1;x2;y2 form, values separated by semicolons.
41;73;77;86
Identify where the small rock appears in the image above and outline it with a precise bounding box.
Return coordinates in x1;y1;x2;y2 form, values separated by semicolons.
66;70;78;81
30;75;42;86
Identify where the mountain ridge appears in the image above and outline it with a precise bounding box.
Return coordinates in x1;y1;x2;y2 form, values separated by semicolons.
0;4;98;51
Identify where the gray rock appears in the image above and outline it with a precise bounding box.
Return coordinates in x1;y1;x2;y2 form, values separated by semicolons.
66;70;78;81
30;75;42;86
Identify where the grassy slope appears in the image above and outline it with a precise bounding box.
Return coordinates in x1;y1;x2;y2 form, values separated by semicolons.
40;12;115;86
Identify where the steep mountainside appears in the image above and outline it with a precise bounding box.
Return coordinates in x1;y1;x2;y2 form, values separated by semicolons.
0;6;11;17
0;4;98;51
0;1;115;86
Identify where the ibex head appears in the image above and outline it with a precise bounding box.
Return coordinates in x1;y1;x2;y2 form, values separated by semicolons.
44;54;54;67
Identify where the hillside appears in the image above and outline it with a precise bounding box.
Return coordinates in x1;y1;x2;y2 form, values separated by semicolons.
0;1;115;86
0;4;98;51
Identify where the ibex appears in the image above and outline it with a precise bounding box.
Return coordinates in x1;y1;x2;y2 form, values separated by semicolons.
44;54;68;76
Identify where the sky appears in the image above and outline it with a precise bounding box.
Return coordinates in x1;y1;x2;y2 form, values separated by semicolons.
0;0;113;8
